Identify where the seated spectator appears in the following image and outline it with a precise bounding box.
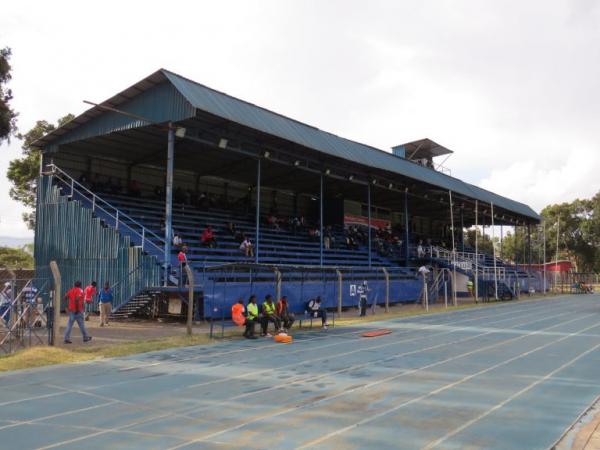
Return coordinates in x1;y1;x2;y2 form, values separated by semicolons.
173;233;183;248
417;240;425;258
78;172;91;188
261;294;281;337
291;216;301;235
276;296;295;331
90;173;104;192
266;214;280;230
200;225;217;248
174;187;185;204
239;235;254;258
246;295;260;335
129;179;142;197
324;226;333;250
232;298;257;339
306;296;328;329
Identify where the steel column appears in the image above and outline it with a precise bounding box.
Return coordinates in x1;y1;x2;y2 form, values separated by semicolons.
320;174;324;267
255;158;261;263
449;190;457;306
164;125;175;286
474;200;479;303
404;189;409;263
491;202;498;300
367;183;372;268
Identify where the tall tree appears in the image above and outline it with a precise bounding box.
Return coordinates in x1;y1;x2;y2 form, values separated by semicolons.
0;47;17;143
0;246;33;269
6;114;74;228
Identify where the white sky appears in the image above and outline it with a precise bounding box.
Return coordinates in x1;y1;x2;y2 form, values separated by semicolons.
1;0;599;239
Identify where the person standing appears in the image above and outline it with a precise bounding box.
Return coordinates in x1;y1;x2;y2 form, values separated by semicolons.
64;281;92;344
358;281;369;317
83;281;97;321
98;282;113;327
178;245;188;286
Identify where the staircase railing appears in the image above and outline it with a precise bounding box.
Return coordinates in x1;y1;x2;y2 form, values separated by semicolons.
110;264;159;312
44;164;165;260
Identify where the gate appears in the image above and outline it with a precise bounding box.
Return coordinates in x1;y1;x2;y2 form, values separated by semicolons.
0;270;54;354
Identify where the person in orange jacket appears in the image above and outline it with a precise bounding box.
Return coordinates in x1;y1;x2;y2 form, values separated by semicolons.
231;298;256;339
276;296;295;331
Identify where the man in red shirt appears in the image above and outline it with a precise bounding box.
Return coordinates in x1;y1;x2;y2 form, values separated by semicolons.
83;281;97;321
64;281;92;344
177;245;188;286
200;225;217;248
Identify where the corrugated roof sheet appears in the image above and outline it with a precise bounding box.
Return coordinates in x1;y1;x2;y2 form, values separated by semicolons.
36;68;539;221
162;70;539;220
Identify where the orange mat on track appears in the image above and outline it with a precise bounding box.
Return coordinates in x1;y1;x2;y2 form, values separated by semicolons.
361;329;392;337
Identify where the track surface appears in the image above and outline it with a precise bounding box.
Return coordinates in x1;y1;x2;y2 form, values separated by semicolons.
1;294;600;449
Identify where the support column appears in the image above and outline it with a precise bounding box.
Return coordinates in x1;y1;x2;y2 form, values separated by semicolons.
491;203;498;300
474;200;479;303
320;174;324;268
367;183;372;268
543;220;547;294
460;205;465;253
255;159;261;263
164;125;175;286
404;189;410;263
448;191;457;306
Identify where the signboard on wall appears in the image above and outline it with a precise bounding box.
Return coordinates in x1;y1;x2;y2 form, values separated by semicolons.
344;214;390;230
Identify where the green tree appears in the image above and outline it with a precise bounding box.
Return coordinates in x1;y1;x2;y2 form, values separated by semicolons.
7;114;74;228
0;246;33;269
0;47;17;143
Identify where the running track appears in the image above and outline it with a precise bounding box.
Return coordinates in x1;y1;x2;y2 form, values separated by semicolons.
1;294;599;449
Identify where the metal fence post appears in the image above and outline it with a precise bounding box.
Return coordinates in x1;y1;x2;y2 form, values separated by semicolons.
382;267;389;313
424;276;429;312
185;265;194;336
49;261;61;346
274;267;281;302
336;269;342;315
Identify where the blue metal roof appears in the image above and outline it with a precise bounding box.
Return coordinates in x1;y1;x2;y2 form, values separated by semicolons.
36;68;539;221
162;70;539;221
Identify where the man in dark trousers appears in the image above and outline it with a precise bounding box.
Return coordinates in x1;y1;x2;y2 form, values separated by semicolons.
64;281;92;344
260;295;281;337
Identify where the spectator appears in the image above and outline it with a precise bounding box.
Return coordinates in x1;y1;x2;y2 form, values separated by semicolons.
98;282;113;327
129;179;142;197
247;295;260;331
178;245;188;286
173;234;183;248
467;278;474;298
153;185;164;200
267;214;280;230
232;298;257;339
174;187;185;204
83;281;97;321
200;225;217;248
261;294;281;337
0;282;11;325
324;226;332;250
276;296;295;331
64;281;92;344
306;296;328;329
417;240;425;258
239;235;254;258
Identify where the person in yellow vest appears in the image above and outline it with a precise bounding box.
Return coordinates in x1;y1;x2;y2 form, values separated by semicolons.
232;298;256;339
246;295;260;337
467;278;474;298
260;294;281;337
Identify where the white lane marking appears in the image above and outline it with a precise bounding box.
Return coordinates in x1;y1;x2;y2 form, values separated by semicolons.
165;307;595;449
0;401;116;431
299;317;600;448
422;340;600;449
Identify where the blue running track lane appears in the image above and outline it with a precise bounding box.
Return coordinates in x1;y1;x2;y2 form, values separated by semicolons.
1;294;599;449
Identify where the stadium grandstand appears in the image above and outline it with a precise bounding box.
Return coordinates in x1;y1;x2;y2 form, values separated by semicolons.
31;69;542;320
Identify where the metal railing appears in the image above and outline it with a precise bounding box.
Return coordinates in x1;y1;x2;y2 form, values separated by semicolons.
44;164;165;259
